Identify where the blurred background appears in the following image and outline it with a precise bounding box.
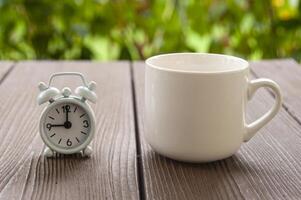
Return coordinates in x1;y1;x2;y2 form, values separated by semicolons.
0;0;300;61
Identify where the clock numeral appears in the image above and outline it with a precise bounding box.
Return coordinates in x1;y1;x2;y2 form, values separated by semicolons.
83;120;89;128
62;105;70;113
46;123;52;131
66;139;72;146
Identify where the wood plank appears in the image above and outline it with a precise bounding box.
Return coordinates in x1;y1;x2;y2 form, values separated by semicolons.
250;59;301;123
133;61;301;200
0;61;139;199
0;62;14;82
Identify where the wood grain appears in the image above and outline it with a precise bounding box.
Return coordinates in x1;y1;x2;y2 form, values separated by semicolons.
250;59;301;123
0;62;14;82
133;61;301;200
0;61;139;200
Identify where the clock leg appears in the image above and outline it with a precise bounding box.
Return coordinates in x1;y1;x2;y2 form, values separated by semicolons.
82;146;92;157
44;147;55;157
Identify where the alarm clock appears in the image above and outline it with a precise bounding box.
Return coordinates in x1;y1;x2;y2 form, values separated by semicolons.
37;72;97;157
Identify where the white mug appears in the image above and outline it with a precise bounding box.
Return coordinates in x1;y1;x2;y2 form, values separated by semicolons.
145;53;282;162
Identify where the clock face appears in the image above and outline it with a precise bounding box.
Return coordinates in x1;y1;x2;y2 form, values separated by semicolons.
42;101;91;150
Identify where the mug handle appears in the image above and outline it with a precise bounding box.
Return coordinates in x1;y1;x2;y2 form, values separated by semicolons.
244;78;282;142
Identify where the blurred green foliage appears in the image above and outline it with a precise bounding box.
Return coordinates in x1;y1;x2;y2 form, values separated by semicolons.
0;0;301;61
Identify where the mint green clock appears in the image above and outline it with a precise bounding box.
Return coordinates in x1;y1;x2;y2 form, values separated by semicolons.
37;72;97;157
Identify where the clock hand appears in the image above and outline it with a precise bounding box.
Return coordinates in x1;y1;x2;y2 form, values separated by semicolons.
51;124;65;127
46;123;64;131
48;123;72;129
65;105;70;122
63;105;72;129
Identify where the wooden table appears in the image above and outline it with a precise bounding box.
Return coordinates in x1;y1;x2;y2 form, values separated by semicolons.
0;59;300;200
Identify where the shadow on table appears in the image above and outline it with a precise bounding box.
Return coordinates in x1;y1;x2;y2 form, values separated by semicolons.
38;153;96;183
141;148;266;198
144;148;243;167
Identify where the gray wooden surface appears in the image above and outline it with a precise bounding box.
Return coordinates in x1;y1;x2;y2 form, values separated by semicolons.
0;62;14;83
0;59;300;200
251;59;301;123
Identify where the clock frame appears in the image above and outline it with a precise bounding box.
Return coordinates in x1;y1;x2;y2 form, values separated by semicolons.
39;97;95;155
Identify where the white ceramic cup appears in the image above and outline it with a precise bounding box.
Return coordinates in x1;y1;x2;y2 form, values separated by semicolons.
145;53;282;162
